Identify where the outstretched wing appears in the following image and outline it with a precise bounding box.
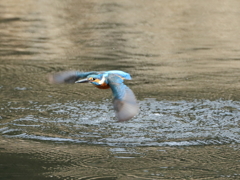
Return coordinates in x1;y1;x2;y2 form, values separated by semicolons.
48;71;98;84
107;74;139;121
104;70;132;80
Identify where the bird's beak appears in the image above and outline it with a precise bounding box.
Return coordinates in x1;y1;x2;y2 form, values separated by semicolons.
75;78;89;83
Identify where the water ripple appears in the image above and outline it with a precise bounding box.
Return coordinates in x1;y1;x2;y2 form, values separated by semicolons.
1;99;239;147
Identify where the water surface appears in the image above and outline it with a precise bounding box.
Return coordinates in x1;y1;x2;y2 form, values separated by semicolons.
0;0;240;179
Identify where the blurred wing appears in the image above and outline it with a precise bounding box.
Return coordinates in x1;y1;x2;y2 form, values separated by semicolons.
108;75;139;121
48;71;98;84
113;88;139;122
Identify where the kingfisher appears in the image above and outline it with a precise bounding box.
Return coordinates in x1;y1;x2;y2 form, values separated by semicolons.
49;70;139;121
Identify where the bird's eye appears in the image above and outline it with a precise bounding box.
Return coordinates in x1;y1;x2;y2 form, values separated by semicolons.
88;77;96;81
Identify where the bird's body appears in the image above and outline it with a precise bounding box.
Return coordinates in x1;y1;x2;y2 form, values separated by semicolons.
49;70;139;121
93;80;109;89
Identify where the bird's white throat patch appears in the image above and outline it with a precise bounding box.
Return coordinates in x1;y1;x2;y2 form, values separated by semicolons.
98;76;106;85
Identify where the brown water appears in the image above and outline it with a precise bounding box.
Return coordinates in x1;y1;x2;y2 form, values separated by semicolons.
0;0;240;179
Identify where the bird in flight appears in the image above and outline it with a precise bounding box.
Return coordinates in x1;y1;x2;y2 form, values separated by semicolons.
49;70;139;121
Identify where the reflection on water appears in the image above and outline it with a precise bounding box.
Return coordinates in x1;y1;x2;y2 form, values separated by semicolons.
1;0;240;179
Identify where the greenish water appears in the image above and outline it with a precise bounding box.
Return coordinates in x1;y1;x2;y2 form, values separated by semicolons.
0;0;240;179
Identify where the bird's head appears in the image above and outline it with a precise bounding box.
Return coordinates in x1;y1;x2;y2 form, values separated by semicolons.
75;74;109;88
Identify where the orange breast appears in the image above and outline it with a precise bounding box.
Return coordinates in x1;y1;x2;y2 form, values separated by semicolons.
93;79;110;89
94;83;110;89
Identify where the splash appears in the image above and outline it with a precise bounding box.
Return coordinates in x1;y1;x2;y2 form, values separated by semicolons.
1;99;239;147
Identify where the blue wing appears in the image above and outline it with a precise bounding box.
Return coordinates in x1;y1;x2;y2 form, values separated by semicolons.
104;70;132;80
49;71;98;83
107;74;139;121
49;70;131;84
